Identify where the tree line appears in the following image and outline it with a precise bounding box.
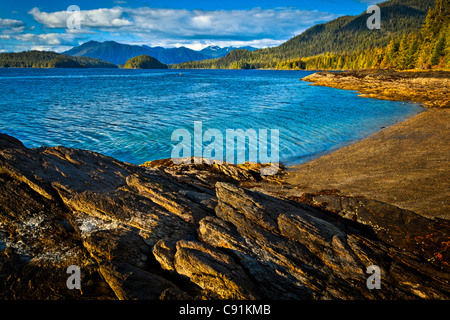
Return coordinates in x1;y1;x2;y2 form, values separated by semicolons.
0;51;117;68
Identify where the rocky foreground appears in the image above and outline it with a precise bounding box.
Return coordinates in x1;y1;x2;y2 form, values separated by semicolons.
302;70;450;107
0;133;449;299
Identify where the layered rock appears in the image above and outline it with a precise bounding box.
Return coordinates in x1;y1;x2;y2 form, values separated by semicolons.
0;134;448;299
302;70;450;107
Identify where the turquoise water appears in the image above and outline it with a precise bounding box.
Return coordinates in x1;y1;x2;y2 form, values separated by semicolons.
0;68;423;165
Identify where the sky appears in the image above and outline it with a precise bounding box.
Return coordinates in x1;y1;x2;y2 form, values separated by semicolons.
0;0;382;52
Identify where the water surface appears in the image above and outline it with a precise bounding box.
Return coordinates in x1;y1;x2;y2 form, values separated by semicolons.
0;68;424;165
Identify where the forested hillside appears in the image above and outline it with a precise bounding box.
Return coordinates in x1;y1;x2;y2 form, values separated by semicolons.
123;55;168;69
297;0;449;70
0;51;117;68
175;0;448;70
277;0;436;58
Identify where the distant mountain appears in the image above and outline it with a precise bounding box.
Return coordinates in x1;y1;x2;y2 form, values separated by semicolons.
200;45;257;59
63;41;157;65
142;46;209;65
63;41;259;65
0;50;117;68
63;41;214;65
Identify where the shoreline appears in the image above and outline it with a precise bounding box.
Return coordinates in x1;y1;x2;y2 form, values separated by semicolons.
301;69;450;107
284;105;426;167
286;70;450;219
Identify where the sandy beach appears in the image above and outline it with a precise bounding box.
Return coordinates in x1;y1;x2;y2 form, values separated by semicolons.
287;71;450;219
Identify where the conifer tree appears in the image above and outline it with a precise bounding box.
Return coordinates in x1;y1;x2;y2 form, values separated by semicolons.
405;34;420;69
431;32;446;65
397;34;409;69
385;38;399;67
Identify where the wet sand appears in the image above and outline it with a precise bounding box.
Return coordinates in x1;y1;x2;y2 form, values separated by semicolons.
286;78;450;219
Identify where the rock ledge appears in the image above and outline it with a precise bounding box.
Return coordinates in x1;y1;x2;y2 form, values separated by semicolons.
0;134;448;299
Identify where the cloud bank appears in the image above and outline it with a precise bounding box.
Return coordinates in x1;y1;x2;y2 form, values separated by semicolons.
30;6;337;40
3;6;340;51
0;17;25;34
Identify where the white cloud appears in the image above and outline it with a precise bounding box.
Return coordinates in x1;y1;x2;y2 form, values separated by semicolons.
4;5;341;52
28;6;339;42
0;18;24;28
29;7;132;29
130;7;338;40
0;17;25;34
13;32;80;50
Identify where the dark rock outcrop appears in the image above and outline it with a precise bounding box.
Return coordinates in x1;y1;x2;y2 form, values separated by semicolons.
0;134;448;299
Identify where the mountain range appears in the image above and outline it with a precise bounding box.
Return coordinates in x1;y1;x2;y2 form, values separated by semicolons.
199;45;258;59
63;41;257;65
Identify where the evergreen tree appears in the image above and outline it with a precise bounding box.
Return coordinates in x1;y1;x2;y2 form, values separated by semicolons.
406;34;420;69
385;38;399;67
431;32;446;65
397;34;409;69
445;24;450;65
337;56;344;69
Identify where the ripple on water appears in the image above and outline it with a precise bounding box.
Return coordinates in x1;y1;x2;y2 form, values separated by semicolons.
0;68;424;165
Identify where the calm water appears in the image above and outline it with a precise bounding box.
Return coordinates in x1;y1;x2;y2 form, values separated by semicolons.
0;68;423;165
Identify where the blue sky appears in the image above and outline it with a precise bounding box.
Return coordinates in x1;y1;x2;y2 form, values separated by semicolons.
0;0;381;52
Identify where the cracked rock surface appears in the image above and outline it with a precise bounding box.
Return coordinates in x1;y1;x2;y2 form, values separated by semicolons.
0;134;448;299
